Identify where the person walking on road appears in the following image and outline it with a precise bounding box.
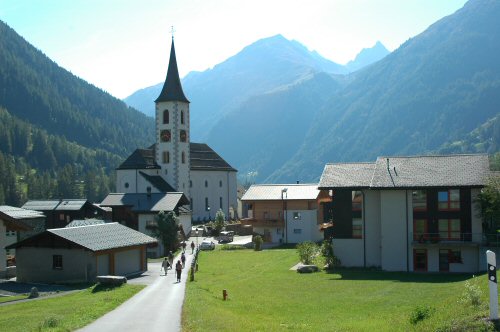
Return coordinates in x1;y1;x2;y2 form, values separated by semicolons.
175;260;182;282
161;257;169;275
190;241;195;254
182;241;187;253
181;252;186;268
168;251;174;269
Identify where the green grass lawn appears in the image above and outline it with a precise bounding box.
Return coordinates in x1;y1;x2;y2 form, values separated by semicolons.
0;295;28;304
182;249;497;332
0;283;144;331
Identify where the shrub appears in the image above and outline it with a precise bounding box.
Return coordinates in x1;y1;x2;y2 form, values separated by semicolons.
253;235;263;251
409;305;433;325
320;240;340;270
458;278;482;306
220;244;247;251
297;241;319;265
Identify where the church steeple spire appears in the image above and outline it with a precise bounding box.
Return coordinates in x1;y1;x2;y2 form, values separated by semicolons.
155;38;189;103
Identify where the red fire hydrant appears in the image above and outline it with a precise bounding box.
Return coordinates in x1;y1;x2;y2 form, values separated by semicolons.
223;289;228;301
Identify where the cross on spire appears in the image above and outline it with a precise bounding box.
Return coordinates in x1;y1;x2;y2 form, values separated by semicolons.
170;26;175;40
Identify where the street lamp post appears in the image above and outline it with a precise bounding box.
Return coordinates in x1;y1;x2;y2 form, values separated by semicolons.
207;206;211;221
281;188;288;244
195;229;199;248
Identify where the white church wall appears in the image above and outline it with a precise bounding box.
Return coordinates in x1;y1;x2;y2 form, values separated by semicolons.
190;170;237;222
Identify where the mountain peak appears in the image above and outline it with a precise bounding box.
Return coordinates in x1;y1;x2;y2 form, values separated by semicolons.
346;41;390;72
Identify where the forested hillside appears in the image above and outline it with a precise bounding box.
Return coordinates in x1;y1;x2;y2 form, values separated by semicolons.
0;20;155;205
0;21;154;156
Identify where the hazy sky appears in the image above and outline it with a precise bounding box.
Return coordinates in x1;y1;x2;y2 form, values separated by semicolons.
1;0;468;98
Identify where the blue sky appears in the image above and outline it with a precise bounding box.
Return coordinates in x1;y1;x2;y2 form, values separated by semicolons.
0;0;468;98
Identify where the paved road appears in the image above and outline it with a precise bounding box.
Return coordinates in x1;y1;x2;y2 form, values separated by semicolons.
77;250;194;332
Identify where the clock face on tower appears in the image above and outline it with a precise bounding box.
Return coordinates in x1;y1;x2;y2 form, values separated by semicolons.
160;129;171;142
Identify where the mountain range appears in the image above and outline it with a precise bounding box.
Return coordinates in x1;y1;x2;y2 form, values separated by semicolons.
126;0;500;184
124;35;389;140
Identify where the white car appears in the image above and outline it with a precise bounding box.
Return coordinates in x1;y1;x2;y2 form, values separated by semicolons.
199;240;215;250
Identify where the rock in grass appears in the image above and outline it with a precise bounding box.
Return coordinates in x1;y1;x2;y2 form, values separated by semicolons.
297;265;319;273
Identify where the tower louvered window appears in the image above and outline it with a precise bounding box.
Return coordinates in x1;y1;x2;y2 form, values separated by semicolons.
163;110;169;124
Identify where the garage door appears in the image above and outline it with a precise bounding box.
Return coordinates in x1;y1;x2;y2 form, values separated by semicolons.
115;249;141;276
96;254;109;275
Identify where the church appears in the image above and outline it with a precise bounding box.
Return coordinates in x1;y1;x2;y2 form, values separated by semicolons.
102;38;237;236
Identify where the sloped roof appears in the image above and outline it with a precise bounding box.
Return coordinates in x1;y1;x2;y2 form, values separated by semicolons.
8;223;157;252
0;205;45;220
190;143;237;171
319;154;491;189
117;143;236;173
0;205;42;231
117;149;160;170
155;39;189;103
139;171;175;192
22;199;90;211
242;184;319;201
318;163;375;189
66;219;106;228
100;193;189;212
370;154;490;188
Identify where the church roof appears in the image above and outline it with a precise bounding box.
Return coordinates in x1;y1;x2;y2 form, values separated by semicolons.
117;149;160;170
139;171;176;192
155;39;189;103
117;143;236;172
190;143;237;172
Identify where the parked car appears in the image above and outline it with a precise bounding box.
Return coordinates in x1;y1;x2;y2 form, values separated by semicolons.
218;231;234;243
199;240;215;250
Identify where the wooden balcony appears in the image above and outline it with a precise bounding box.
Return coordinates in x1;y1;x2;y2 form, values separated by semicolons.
240;218;284;228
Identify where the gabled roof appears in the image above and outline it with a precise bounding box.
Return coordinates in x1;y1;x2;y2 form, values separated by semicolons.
139;171;175;192
318;163;375;189
0;205;45;220
7;223;157;252
155;39;189;103
66;219;106;228
370;154;490;188
319;154;491;189
190;143;237;172
117;149;160;170
242;184;320;201
22;199;92;211
0;205;42;231
100;193;190;212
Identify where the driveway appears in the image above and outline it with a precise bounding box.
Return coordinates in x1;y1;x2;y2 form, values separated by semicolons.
77;250;194;332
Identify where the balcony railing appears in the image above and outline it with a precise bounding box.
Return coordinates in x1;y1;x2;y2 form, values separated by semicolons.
411;232;484;245
240;217;284;227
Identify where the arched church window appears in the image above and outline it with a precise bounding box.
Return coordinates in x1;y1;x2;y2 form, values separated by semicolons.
182;151;186;164
163;110;169;124
181;110;185;124
219;180;223;187
205;180;208;188
180;130;187;142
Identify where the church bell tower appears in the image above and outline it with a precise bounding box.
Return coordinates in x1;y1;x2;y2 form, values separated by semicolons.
155;37;190;197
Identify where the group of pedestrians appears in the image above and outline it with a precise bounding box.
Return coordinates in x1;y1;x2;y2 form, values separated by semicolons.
160;240;196;282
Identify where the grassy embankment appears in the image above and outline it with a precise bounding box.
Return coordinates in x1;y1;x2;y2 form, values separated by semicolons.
0;283;144;331
183;249;498;331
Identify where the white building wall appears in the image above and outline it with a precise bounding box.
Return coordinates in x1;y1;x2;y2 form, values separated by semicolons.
115;249;141;276
364;190;382;267
116;169;138;193
380;190;409;271
190;170;237;222
0;222;6;278
16;247;95;283
334;239;364;267
471;189;483;240
286;210;318;243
